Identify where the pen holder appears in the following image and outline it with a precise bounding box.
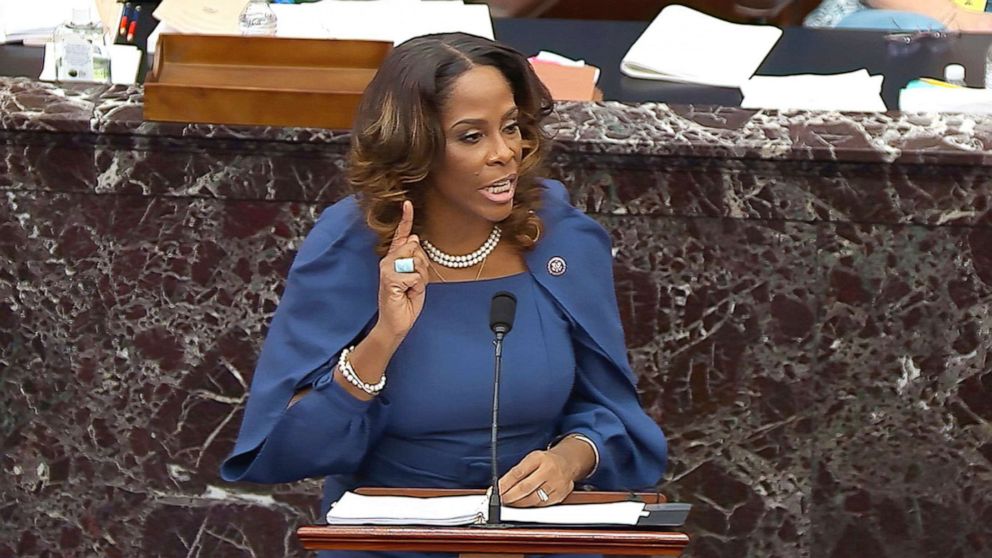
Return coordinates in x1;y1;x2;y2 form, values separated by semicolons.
114;0;162;52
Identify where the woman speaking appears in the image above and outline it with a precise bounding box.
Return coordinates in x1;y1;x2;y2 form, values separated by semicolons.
221;32;668;557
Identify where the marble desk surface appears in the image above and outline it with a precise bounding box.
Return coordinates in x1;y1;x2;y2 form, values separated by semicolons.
3;75;992;168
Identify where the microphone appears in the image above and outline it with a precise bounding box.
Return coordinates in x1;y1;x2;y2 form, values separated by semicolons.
486;291;516;525
489;291;516;337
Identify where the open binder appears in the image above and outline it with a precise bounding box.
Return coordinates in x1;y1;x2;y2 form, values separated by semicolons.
325;490;690;529
300;489;691;556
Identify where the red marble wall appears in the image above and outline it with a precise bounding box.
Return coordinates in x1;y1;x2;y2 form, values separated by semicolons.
2;79;990;558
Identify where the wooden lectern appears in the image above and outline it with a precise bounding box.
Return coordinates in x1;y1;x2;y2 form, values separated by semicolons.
297;488;689;557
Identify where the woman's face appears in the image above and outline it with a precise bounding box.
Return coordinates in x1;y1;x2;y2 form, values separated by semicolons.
423;64;522;229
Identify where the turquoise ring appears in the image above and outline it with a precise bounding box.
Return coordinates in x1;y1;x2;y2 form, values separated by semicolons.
393;257;415;273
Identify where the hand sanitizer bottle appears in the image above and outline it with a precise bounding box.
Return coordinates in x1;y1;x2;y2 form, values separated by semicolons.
53;1;111;83
239;0;279;36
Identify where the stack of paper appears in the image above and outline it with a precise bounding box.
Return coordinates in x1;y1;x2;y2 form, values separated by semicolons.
153;0;249;35
273;0;493;44
501;500;647;525
899;80;992;114
741;70;886;112
151;0;493;45
620;5;782;88
325;491;648;527
326;493;489;526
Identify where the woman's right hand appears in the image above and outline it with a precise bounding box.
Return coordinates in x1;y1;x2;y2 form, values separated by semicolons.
376;200;429;341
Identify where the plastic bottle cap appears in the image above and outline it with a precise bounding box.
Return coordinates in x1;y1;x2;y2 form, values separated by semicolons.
70;0;95;25
944;64;965;83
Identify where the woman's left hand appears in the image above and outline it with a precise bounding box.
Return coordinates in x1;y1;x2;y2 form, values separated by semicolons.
498;450;576;507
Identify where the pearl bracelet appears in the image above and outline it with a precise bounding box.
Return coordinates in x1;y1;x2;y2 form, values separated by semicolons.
338;346;385;395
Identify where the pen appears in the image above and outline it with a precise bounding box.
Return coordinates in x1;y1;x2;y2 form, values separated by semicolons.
127;5;141;43
118;2;132;39
920;77;961;88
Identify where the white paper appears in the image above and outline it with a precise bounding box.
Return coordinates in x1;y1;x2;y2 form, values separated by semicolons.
535;51;584;67
390;2;492;45
326;492;487;526
151;0;490;44
153;0;249;35
109;44;142;85
1;0;74;41
620;5;781;88
741;69;886;112
273;1;493;45
501;501;647;526
532;51;600;83
40;43;56;80
0;0;120;43
900;85;992;114
325;491;647;527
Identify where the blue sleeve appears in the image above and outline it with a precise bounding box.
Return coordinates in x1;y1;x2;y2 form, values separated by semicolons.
223;369;391;483
555;328;667;491
219;196;382;484
531;181;667;491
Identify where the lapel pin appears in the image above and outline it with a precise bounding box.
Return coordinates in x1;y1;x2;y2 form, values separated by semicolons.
547;256;567;276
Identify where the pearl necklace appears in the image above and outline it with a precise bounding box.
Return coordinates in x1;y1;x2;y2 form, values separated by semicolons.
422;226;501;269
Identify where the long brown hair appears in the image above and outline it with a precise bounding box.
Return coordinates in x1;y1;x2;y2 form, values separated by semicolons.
348;33;554;256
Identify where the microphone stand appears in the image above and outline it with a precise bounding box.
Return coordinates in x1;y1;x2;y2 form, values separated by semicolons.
487;330;505;525
484;290;515;527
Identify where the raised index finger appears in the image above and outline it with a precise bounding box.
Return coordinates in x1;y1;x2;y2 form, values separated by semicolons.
390;201;414;251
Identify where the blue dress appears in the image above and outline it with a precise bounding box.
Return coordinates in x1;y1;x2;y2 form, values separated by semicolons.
307;272;574;558
349;271;575;490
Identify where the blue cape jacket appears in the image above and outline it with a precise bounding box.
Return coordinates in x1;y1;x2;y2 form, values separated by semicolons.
221;179;667;492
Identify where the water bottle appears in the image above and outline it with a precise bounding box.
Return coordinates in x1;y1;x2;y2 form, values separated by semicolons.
239;0;278;36
53;0;111;83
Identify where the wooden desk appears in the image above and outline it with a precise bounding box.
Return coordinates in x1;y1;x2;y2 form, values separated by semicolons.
297;525;690;555
3;15;991;558
5;20;992;109
298;489;689;556
490;0;818;26
491;19;992;109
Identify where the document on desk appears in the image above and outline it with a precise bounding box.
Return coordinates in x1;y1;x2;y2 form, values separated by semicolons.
327;493;489;526
272;0;494;44
0;0;76;43
741;70;886;112
0;0;120;45
620;5;782;88
153;0;248;35
325;491;647;526
899;81;992;114
152;0;492;44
